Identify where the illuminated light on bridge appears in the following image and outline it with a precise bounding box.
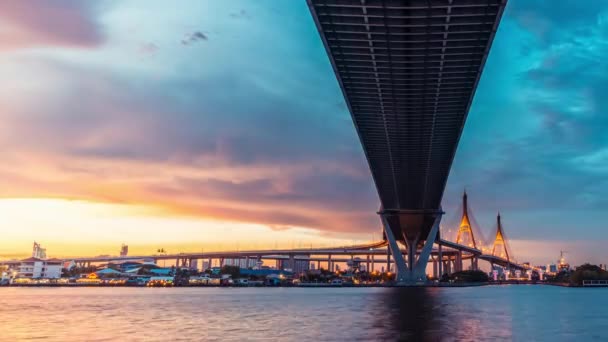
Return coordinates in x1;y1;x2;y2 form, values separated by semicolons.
455;191;477;249
308;0;508;283
491;212;514;263
441;191;525;272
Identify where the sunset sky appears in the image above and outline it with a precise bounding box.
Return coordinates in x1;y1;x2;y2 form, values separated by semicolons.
1;1;608;265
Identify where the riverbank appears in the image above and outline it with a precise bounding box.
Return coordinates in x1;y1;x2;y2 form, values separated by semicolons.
1;281;520;288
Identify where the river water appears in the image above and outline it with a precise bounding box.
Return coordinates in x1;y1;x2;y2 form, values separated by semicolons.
0;285;606;341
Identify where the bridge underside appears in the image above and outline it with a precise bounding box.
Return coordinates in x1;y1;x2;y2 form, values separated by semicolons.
308;0;507;282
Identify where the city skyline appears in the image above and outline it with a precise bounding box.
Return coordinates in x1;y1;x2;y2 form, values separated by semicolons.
1;1;608;265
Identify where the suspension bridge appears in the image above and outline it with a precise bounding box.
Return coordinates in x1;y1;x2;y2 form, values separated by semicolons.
0;190;530;280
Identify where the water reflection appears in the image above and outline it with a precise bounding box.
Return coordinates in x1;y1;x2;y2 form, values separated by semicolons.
374;288;442;341
372;287;515;341
1;286;607;341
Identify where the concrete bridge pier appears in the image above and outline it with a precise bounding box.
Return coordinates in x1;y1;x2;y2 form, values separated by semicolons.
443;260;452;275
456;252;463;272
380;209;443;284
371;254;375;272
438;244;443;277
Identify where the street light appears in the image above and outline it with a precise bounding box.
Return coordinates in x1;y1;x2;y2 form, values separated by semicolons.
157;248;167;267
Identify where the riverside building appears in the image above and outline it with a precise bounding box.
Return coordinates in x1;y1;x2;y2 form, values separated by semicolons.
18;258;62;279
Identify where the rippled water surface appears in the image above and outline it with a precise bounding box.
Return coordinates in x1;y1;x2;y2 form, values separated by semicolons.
1;286;607;341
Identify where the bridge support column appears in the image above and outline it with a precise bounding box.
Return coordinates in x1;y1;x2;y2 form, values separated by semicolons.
444;260;451;275
328;254;332;272
386;248;391;273
472;257;478;271
381;214;402;276
371;254;375;272
432;258;438;279
289;254;295;272
438;243;443;278
456;252;463;272
380;209;443;284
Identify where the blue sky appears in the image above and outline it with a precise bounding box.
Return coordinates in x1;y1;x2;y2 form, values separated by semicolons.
0;1;607;264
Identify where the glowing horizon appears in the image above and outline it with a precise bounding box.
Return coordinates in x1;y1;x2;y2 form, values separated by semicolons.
0;198;375;259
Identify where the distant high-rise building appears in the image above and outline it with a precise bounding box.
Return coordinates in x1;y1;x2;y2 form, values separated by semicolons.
278;259;310;274
223;258;260;269
189;259;198;270
32;242;47;259
557;251;570;272
254;260;263;270
120;244;129;257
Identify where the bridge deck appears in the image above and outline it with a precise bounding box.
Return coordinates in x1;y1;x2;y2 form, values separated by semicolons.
308;0;506;214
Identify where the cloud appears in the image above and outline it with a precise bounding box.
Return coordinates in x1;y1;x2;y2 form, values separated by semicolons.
0;34;379;236
507;0;607;44
181;31;208;45
230;9;250;20
444;1;608;244
267;225;293;231
138;42;159;56
2;0;607;257
0;0;105;50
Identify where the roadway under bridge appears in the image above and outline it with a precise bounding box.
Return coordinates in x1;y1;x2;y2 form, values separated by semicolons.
308;0;508;282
